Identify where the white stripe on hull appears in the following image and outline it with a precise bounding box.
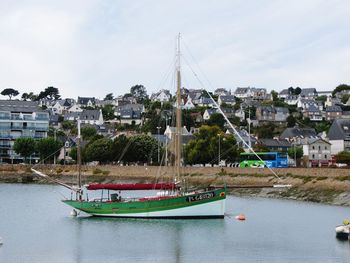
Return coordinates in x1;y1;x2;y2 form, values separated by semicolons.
89;199;226;218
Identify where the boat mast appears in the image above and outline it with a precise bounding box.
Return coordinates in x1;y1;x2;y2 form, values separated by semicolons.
175;33;182;180
77;119;82;200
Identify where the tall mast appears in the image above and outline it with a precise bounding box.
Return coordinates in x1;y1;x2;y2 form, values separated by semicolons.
77;119;82;200
175;33;182;180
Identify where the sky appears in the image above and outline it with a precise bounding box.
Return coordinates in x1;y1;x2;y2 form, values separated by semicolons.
1;0;350;100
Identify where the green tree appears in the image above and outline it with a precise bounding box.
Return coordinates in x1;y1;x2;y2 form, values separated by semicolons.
111;135;130;164
1;88;19;100
101;104;115;120
37;86;60;100
253;143;270;152
84;138;113;163
104;93;114;101
341;94;350;104
126;134;158;164
184;126;240;165
81;125;97;140
271;90;278;101
130;84;148;103
255;123;275;139
13;137;36;163
207;113;225;130
286;115;296;127
61;121;75;131
288;146;303;166
335;151;350;165
36;137;63;163
332;84;350;97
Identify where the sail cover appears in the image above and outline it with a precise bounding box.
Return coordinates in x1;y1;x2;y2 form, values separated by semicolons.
86;183;178;191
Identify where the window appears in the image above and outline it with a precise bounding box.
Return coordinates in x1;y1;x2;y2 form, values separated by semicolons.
312;146;315;150
318;146;321;150
325;146;327;150
325;155;327;159
312;154;315;159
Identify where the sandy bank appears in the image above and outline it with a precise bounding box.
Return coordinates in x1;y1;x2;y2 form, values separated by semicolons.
1;164;350;206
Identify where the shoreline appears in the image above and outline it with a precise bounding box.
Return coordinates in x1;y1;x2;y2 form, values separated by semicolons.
1;164;350;206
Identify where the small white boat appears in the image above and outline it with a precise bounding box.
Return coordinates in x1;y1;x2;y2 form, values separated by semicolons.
336;219;350;240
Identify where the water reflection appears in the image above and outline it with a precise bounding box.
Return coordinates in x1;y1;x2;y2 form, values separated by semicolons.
71;216;225;262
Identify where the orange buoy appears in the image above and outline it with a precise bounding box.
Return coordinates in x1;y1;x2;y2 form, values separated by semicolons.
235;213;246;221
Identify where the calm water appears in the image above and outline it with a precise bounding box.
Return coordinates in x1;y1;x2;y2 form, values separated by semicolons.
0;184;350;263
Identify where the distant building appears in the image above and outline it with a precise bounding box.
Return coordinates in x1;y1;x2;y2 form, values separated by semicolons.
77;97;96;107
325;105;342;121
0;100;49;163
300;88;317;99
258;138;292;153
280;127;318;142
302;138;332;167
328;119;350;154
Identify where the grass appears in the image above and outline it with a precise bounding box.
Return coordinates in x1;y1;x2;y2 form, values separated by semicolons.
335;176;350;181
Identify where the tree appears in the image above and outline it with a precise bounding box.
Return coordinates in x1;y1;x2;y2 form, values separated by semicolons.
335;151;350;165
36;137;63;163
81;125;97;140
37;86;60;100
84;138;113;163
255;123;275;139
286;115;296;127
332;84;350;97
184;126;241;165
13;137;36;163
125;135;158;164
207;113;225;130
111;135;130;164
288;146;303;166
104;93;114;101
22;92;38;101
341;94;350;104
253;143;270;152
130;84;148;103
295;87;301;95
271;90;278;101
1;88;19;100
101;105;115;120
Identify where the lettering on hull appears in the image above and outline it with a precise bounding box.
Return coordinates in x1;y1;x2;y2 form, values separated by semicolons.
186;192;215;202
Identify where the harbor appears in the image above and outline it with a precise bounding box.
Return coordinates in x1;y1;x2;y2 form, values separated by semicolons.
0;183;349;263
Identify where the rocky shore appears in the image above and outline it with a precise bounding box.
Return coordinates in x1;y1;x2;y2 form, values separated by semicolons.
1;164;350;206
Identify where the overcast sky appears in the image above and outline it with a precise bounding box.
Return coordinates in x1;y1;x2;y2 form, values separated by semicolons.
1;0;350;100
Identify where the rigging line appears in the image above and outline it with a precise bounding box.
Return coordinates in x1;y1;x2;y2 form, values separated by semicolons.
181;56;281;180
182;40;215;89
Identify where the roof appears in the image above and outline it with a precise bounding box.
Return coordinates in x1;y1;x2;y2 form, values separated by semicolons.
80;110;101;120
305;104;321;112
280;127;317;139
219;95;235;103
328;119;350;140
0;100;45;113
300;88;317;96
279;89;290;95
275;107;289;113
259;139;292;147
77;97;96;105
307;138;331;145
234;87;250;94
326;105;342;112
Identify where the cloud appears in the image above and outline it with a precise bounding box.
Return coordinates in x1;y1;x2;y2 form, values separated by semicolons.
0;0;350;100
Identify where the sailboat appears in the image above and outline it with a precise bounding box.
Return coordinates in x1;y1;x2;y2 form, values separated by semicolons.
32;35;226;219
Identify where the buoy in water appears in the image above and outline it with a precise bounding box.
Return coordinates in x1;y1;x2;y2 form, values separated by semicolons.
70;209;78;217
235;213;246;221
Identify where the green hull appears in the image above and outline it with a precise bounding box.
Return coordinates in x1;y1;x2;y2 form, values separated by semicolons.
63;188;226;218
